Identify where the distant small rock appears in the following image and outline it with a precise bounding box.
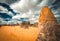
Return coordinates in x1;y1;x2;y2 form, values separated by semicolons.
20;21;30;29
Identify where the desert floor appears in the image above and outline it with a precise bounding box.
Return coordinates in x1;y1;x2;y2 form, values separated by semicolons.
0;26;39;41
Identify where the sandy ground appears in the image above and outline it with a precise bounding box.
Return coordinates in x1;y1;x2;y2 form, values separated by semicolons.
0;26;39;41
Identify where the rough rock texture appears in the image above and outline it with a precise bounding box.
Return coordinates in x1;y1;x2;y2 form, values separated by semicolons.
36;6;60;41
38;6;57;23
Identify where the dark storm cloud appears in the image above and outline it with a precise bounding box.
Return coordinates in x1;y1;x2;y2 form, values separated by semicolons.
52;0;60;5
51;0;60;10
0;0;20;4
50;0;60;22
0;13;12;21
5;0;20;4
0;3;16;15
0;3;17;24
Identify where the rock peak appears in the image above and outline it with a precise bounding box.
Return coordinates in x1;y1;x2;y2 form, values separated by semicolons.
38;6;57;23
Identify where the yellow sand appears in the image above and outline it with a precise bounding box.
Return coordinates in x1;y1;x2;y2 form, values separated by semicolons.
0;26;39;41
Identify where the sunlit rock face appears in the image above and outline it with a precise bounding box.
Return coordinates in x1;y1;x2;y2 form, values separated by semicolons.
36;6;60;41
38;6;57;23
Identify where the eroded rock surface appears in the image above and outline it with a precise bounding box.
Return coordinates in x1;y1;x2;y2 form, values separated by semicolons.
36;6;60;41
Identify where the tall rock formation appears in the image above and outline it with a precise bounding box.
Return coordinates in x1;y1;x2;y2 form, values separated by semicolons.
36;6;60;41
38;6;57;23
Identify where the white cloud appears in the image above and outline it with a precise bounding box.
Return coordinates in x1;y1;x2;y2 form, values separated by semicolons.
10;0;54;24
11;0;39;13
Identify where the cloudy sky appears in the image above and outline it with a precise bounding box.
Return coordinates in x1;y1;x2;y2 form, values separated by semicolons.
0;0;60;24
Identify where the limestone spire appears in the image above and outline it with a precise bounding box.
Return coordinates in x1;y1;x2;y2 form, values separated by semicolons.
38;6;57;23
